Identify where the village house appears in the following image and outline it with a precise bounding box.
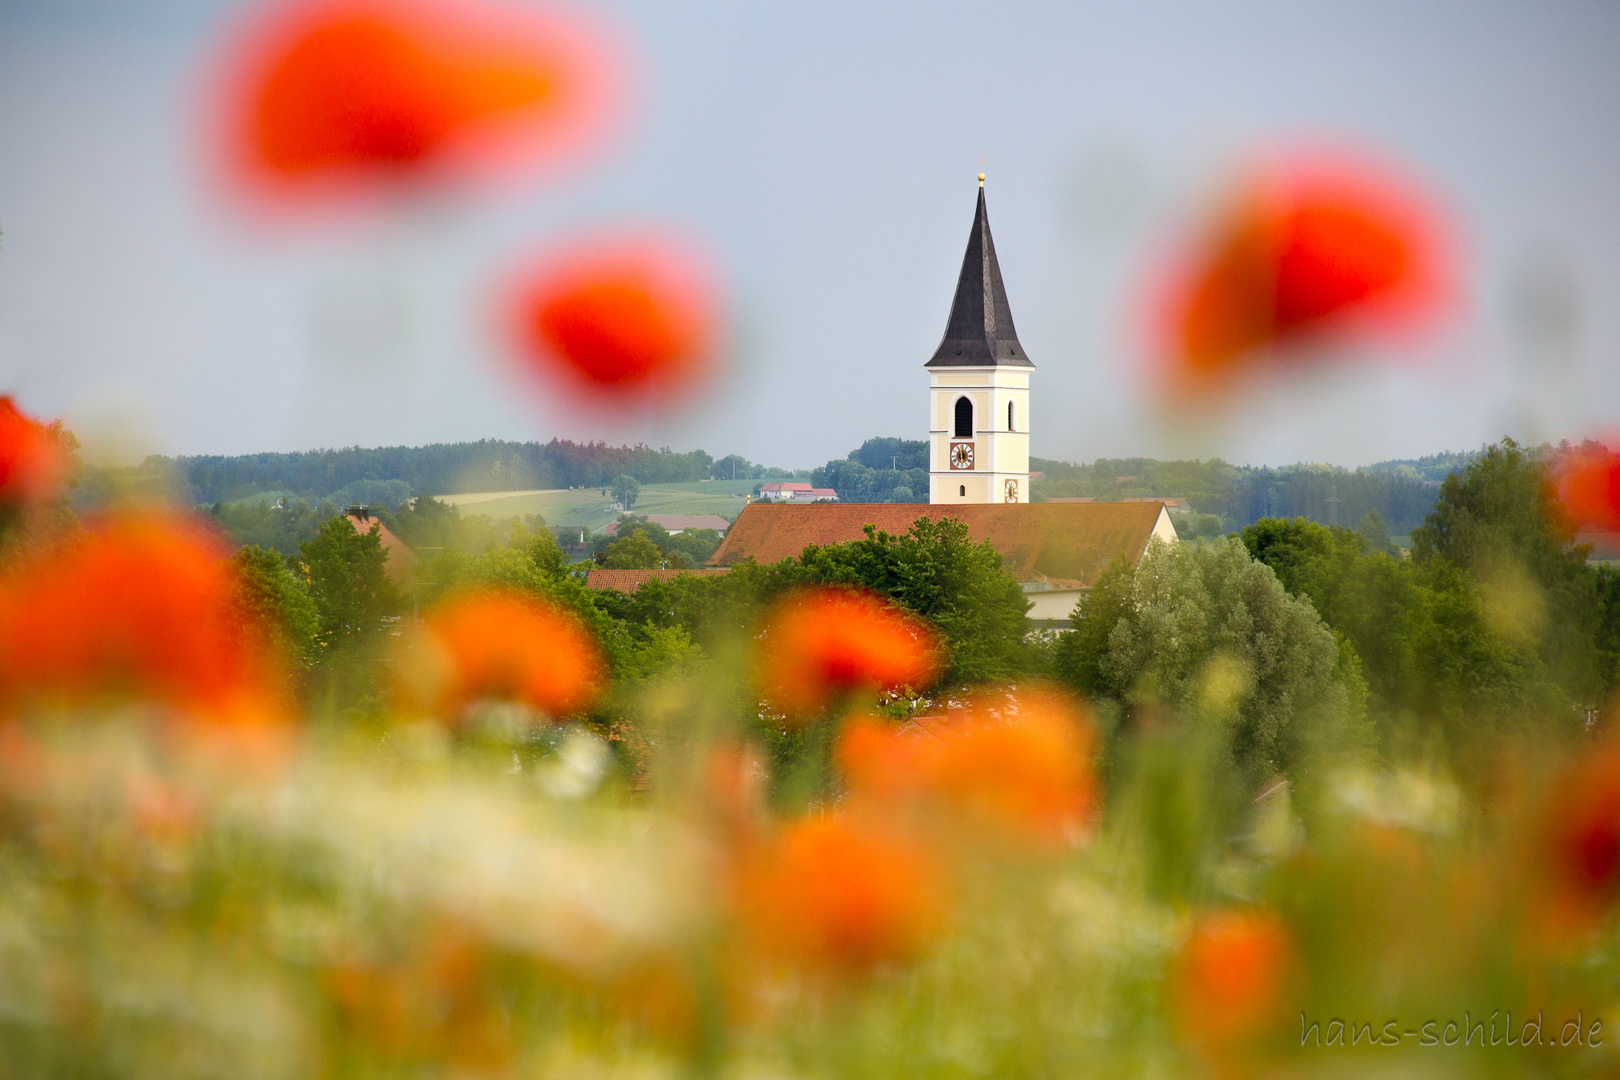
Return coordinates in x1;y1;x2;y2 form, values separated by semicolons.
345;506;418;587
758;482;839;503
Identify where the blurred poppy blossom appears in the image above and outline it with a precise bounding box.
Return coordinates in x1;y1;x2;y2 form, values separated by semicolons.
838;689;1096;846
733;814;946;973
322;929;512;1068
0;511;286;726
1532;750;1620;936
401;588;603;721
0;397;68;506
1168;908;1296;1055
1557;446;1620;531
502;235;721;408
1155;151;1450;394
213;0;620;207
754;587;942;720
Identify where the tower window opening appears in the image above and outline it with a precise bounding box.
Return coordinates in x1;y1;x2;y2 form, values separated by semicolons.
953;396;972;438
1008;400;1015;431
959;485;966;497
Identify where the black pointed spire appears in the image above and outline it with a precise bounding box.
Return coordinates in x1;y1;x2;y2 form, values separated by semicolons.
925;178;1034;368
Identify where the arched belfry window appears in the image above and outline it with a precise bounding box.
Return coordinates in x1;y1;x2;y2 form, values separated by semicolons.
953;396;973;438
1008;400;1015;431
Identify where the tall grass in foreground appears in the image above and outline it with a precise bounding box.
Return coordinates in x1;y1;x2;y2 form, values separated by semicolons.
2;504;1620;1079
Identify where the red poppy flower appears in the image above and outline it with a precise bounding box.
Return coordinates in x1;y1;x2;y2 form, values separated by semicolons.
503;236;720;406
1168;908;1296;1052
1157;152;1449;392
0;397;68;506
732;814;946;972
402;588;603;720
0;511;286;726
837;688;1096;845
1541;751;1620;908
214;0;619;205
1558;449;1620;531
754;587;942;720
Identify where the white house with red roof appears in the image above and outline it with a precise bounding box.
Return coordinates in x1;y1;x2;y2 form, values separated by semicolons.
758;482;837;503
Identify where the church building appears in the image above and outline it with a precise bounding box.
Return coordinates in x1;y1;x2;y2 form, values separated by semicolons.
928;173;1032;505
697;176;1178;625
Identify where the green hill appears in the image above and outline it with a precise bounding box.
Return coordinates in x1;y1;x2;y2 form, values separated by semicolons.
438;479;756;531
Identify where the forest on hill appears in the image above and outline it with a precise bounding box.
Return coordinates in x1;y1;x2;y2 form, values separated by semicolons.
76;435;1490;539
808;438;1465;535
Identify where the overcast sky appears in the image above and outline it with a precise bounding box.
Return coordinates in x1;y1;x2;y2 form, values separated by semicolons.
2;0;1617;470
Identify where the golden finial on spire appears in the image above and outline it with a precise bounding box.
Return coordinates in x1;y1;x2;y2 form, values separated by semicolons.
978;172;985;185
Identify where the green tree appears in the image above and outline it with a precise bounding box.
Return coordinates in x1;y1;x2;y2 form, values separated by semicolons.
1056;537;1361;779
230;545;319;672
1054;556;1136;701
1356;508;1400;557
299;516;398;658
420;529;701;690
1244;496;1599;752
664;528;723;567
1172;513;1225;540
595;517;1034;687
1411;438;1602;705
711;454;755;480
609;474;640;510
600;528;665;570
792;517;1031;685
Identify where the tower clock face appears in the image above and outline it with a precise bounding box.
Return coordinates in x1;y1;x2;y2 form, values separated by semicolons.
949;442;974;470
1004;479;1019;503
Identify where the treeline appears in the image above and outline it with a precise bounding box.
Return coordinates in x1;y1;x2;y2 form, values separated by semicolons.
1032;455;1443;534
85;435;1485;535
801;441;1458;527
807;438;931;504
161;439;724;505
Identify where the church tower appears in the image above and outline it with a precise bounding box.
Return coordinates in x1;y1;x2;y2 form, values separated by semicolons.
927;175;1033;505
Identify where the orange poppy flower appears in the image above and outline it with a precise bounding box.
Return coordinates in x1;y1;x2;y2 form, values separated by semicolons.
503;235;720;406
1167;908;1295;1053
215;0;618;205
1558;449;1620;531
321;928;511;1068
754;587;942;720
837;689;1096;845
0;511;286;726
403;588;603;720
0;397;68;506
733;814;946;972
1158;152;1448;392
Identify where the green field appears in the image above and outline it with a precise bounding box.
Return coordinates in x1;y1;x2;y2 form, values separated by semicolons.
438;479;757;531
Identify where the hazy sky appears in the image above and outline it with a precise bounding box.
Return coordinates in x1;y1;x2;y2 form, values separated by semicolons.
2;0;1617;470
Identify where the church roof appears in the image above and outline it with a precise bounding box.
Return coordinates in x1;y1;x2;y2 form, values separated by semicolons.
707;501;1169;586
925;182;1034;369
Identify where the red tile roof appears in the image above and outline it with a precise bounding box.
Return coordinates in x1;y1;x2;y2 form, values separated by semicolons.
708;502;1167;586
584;567;731;592
346;513;418;583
